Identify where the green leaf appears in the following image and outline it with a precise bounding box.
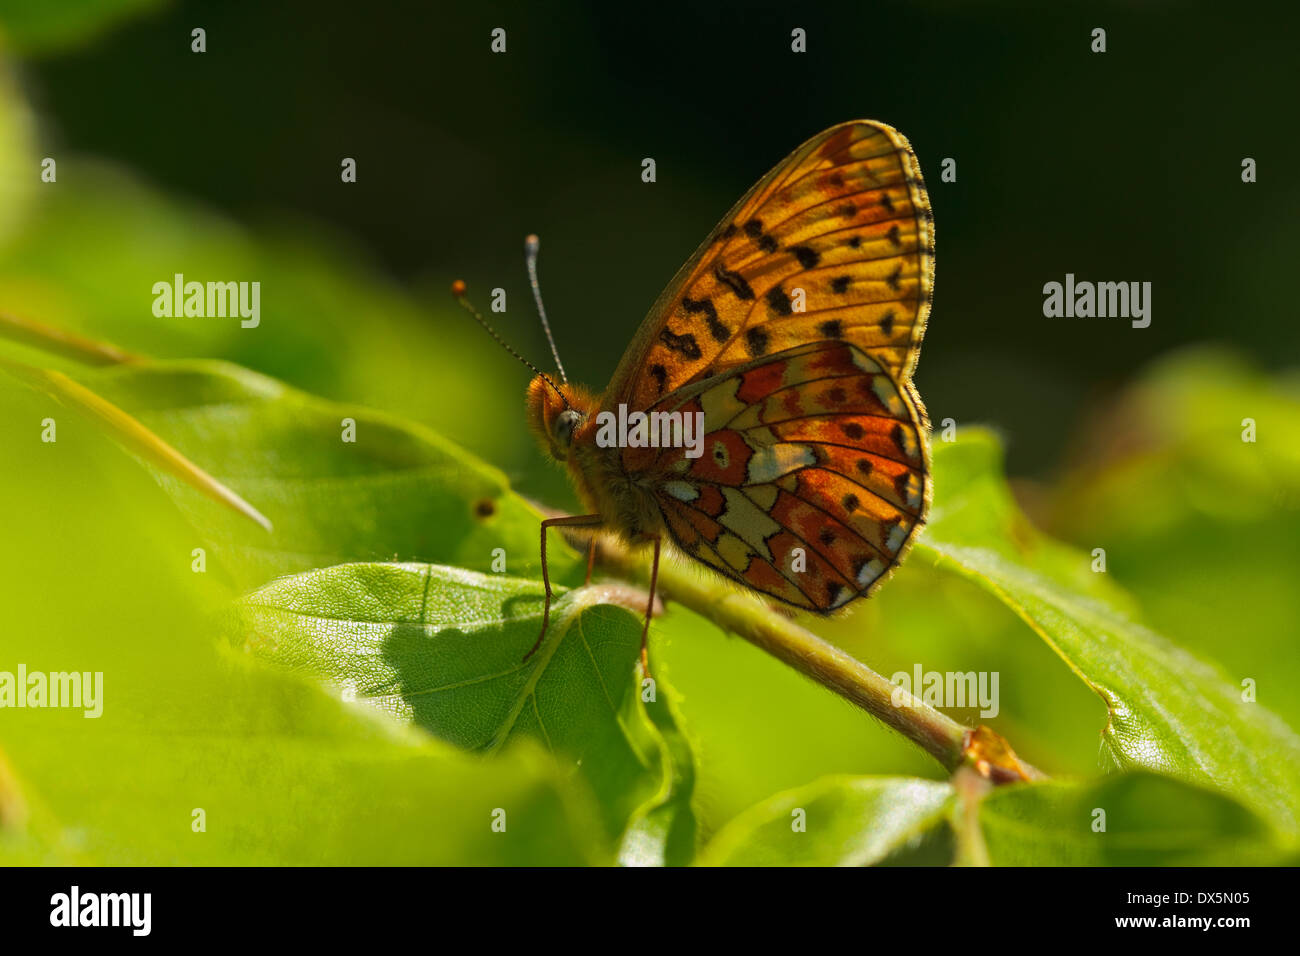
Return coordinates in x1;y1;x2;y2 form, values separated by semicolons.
1042;350;1300;734
980;772;1291;866
75;359;581;589
232;562;696;865
0;379;599;865
918;430;1300;836
698;776;954;866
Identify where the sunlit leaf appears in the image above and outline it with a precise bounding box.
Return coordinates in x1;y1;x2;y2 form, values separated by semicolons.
698;776;954;866
233;563;696;864
918;431;1300;836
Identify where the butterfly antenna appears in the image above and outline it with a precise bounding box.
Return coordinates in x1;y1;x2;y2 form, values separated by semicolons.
450;279;569;407
525;234;568;384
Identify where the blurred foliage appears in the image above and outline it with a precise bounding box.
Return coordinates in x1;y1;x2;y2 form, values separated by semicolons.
0;0;162;55
979;773;1292;867
1039;351;1300;734
0;59;34;242
697;777;955;866
0;0;1297;866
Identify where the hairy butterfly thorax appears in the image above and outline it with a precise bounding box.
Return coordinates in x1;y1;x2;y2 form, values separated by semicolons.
524;375;663;541
457;121;936;676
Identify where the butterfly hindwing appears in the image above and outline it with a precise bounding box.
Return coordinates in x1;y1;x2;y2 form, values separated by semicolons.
638;341;930;613
605;120;934;413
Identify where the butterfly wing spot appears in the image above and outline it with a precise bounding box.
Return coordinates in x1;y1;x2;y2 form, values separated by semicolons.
895;470;924;510
765;286;793;316
660;327;702;359
885;519;909;554
717;489;783;560
791;246;820;269
891;421;920;460
650;363;668;394
746;442;816;484
716;532;753;571
886;224;901;247
818;319;843;338
743;483;779;512
712;264;755;300
842;492;860;512
854;555;888;588
745;327;770;357
830;276;852;294
742;217;780;253
880;310;896;337
880;192;895;213
871;377;906;417
664;480;699;502
683;295;731;343
698;376;746;424
849;349;882;373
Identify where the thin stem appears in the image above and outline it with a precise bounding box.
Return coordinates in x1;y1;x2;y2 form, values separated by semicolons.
0;311;142;366
567;529;1036;777
0;357;273;533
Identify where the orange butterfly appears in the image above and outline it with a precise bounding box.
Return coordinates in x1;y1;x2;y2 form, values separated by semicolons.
458;120;934;673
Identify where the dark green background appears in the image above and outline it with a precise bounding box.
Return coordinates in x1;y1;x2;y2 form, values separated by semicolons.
11;0;1298;482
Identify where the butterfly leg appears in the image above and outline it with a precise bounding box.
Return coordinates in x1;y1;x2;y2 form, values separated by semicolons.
524;513;602;662
639;534;661;678
584;534;597;586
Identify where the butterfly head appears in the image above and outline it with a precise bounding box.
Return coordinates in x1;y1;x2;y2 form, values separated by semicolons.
526;374;596;463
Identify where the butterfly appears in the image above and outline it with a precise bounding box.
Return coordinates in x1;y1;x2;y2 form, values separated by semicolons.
458;120;934;673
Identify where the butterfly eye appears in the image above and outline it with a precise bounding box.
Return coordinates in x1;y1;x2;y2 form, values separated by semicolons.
554;409;584;448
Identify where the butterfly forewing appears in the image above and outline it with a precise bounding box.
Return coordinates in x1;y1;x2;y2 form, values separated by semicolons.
606;120;934;412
